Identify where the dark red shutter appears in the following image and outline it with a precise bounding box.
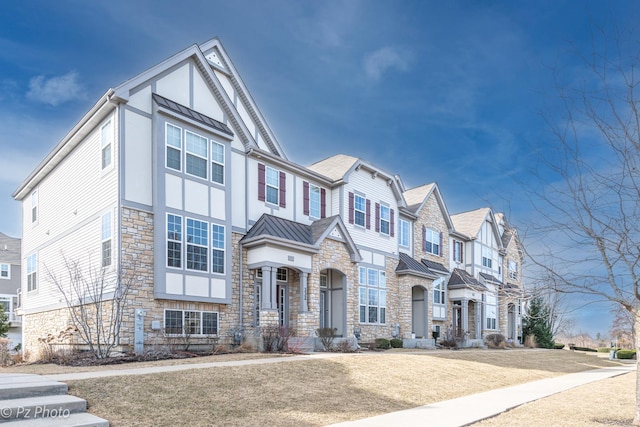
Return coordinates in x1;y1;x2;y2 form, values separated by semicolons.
460;242;464;263
439;232;443;256
279;171;286;208
320;188;326;218
366;199;371;229
348;192;354;224
390;209;395;237
303;181;310;215
258;163;265;202
375;203;380;232
422;225;426;252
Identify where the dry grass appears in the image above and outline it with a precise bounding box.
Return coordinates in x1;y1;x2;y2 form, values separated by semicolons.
61;349;627;426
476;371;635;426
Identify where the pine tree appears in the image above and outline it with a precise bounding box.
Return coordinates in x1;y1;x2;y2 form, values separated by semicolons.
522;296;555;348
0;310;10;338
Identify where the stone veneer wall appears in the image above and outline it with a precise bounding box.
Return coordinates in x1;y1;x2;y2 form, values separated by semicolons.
22;308;76;360
413;191;450;265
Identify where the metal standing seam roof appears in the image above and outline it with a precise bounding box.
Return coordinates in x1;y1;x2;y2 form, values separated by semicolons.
152;93;233;136
479;272;503;284
396;253;433;276
421;258;449;274
241;214;314;245
447;268;487;291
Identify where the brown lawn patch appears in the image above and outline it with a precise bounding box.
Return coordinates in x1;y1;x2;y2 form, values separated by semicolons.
65;349;624;426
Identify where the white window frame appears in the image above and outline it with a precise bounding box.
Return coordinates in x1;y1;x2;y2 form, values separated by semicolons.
211;223;225;274
354;194;366;227
358;266;386;325
485;294;497;330
101;120;113;172
211;140;225;185
482;247;493;269
309;184;321;219
255;267;288;281
101;211;112;268
508;260;518;280
380;204;390;235
166;123;182;171
27;253;37;292
185;130;208;180
399;219;409;247
164;309;219;336
31;189;38;225
167;214;182;269
0;264;9;279
425;228;440;255
186;218;208;272
0;296;11;315
453;240;463;263
265;166;279;205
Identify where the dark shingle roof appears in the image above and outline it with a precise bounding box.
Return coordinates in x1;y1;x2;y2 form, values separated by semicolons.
421;258;449;274
242;215;313;245
153;93;233;136
448;268;487;291
396;253;433;276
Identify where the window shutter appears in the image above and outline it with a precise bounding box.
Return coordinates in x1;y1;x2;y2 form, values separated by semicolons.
375;203;380;232
258;163;266;202
422;225;426;252
348;192;354;224
320;188;326;218
460;242;463;263
279;171;286;208
390;209;395;237
303;181;310;215
439;232;443;256
366;199;371;229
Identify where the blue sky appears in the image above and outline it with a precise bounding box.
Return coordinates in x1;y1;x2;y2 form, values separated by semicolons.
0;0;632;337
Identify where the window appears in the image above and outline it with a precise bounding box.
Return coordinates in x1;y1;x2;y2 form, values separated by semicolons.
379;205;390;235
0;264;9;279
0;297;10;314
255;267;288;281
433;279;445;305
309;184;321;218
101;211;112;268
482;247;493;268
211;141;224;184
508;260;518;279
399;219;409;247
31;190;38;224
424;228;440;255
354;194;366;227
266;166;279;205
358;266;386;324
101;120;113;170
485;294;497;329
167;214;182;268
166;123;182;171
211;224;225;274
453;240;463;263
27;253;37;292
186;218;208;271
185;131;208;179
164;310;218;335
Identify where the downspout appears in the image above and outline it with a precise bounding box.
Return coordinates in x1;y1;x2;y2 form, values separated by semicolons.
239;240;243;331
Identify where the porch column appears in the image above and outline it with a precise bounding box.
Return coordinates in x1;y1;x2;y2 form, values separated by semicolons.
300;272;308;312
476;302;483;339
261;267;272;309
461;299;469;338
270;266;278;309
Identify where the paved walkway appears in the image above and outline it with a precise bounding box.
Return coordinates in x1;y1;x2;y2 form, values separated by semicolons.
328;364;636;427
35;353;636;427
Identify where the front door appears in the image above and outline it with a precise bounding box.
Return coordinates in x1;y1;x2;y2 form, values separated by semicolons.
411;287;426;338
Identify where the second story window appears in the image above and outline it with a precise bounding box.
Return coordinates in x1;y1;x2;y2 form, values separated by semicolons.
379;205;390;235
101;120;113;171
266;166;279;205
211;141;225;184
424;228;441;256
508;260;518;279
211;224;225;274
399;219;409;247
166;123;182;171
482;247;493;268
453;240;463;263
0;264;9;279
309;184;320;218
258;163;286;208
101;211;112;268
354;194;366;227
186;131;208;179
27;253;37;292
186;218;208;272
167;214;182;268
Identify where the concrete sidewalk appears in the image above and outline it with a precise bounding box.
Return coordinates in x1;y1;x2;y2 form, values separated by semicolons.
328;364;636;427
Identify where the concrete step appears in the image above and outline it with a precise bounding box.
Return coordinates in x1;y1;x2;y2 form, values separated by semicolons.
0;394;87;423
0;375;67;400
5;411;109;427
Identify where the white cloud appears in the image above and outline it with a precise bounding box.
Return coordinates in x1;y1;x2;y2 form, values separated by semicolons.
26;71;86;106
364;47;411;81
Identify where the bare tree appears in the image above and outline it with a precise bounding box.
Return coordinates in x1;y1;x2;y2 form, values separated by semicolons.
610;302;636;348
524;15;640;424
46;253;135;359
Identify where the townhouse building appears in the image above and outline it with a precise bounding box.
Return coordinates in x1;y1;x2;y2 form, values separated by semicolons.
13;38;524;356
0;233;22;348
